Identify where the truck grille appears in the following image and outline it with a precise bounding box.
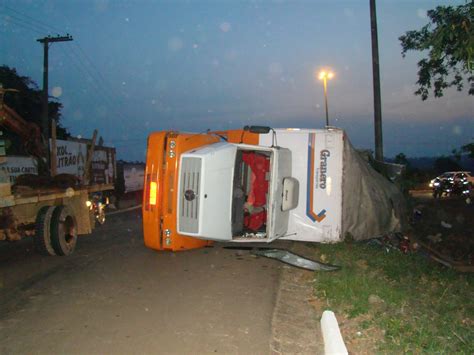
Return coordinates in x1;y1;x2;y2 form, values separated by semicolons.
179;157;201;233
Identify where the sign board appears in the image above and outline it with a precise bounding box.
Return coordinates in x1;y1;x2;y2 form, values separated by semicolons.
123;163;144;193
0;156;38;184
91;147;115;185
51;139;116;184
52;139;86;180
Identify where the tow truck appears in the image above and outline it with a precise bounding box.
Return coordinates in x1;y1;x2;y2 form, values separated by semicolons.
0;89;114;255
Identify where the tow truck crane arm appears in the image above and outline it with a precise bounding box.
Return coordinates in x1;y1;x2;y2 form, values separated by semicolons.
0;89;46;158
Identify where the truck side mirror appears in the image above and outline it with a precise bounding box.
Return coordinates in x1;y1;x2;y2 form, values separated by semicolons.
282;177;299;211
243;126;271;134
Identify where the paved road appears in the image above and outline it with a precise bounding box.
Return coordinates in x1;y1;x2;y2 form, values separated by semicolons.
0;209;283;354
409;190;433;200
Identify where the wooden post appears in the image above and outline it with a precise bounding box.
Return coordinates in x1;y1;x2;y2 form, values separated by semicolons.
83;129;98;185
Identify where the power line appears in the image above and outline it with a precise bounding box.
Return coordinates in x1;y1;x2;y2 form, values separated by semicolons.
75;43;115;94
1;5;136;140
71;42;130;122
1;6;129;125
0;4;62;34
64;44;129;125
13;3;130;118
0;14;118;133
5;12;51;33
0;13;44;35
57;45;114;117
68;44;124;114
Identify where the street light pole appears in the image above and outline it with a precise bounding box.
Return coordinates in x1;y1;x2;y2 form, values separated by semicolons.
318;70;334;127
322;76;329;127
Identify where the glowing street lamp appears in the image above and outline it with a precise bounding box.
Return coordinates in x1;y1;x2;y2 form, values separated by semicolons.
318;70;334;127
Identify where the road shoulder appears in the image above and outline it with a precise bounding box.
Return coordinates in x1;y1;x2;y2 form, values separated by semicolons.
270;242;324;354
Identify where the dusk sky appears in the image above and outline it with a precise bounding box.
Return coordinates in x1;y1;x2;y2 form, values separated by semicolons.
1;0;472;161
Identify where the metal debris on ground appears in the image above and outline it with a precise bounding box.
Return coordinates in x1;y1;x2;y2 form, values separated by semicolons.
367;231;474;272
440;221;452;229
251;248;341;271
413;208;423;222
366;232;410;254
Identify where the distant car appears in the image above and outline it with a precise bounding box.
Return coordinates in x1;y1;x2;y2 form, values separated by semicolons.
429;171;474;187
429;171;473;197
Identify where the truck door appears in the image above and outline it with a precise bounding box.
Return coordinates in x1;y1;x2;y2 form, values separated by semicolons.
266;147;297;242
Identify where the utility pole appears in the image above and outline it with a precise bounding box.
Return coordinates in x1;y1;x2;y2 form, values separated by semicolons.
370;0;383;161
37;34;72;176
36;34;73;173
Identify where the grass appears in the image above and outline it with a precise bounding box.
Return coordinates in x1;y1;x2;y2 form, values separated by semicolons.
312;242;473;353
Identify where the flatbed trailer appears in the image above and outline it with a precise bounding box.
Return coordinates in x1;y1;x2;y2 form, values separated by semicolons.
1;88;116;255
0;182;114;255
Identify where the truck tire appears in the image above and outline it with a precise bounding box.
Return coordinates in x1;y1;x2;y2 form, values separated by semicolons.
50;205;78;256
34;206;56;256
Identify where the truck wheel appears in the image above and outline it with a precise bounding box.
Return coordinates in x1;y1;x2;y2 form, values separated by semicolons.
50;205;78;256
34;206;56;256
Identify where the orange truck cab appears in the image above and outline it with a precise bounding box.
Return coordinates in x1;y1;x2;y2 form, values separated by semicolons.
142;128;299;251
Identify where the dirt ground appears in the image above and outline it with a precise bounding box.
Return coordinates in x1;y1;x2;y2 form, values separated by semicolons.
0;207;327;354
0;209;289;354
410;193;474;267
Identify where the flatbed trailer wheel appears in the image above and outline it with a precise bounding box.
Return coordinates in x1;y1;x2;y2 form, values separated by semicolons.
50;205;78;256
34;206;56;256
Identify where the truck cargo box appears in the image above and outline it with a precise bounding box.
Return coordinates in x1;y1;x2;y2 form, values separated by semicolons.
256;128;405;242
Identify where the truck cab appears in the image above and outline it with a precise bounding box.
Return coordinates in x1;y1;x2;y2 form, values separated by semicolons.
142;129;298;251
177;142;297;242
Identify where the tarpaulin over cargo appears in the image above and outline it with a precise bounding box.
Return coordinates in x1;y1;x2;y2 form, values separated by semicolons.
341;132;406;241
258;128;405;242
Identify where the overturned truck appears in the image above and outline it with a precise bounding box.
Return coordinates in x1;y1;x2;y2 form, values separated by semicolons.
143;127;405;251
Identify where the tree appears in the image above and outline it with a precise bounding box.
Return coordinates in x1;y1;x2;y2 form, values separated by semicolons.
433;156;462;174
394;152;409;165
453;140;474;161
393;152;420;179
399;3;473;100
0;66;70;154
461;141;474;159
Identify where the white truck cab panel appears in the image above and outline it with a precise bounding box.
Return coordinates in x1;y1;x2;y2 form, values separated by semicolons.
177;142;296;242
